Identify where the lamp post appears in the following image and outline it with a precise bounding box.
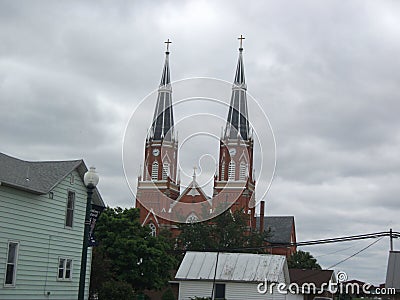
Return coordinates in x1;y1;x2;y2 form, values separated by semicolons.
78;167;99;300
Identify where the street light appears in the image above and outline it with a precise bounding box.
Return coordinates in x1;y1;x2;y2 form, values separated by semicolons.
78;167;99;300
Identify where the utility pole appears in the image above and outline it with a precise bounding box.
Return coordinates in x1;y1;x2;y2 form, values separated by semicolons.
390;228;393;251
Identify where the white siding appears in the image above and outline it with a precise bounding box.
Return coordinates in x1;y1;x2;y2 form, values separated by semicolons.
226;282;287;300
0;170;93;300
287;293;303;300
178;281;288;300
179;281;213;300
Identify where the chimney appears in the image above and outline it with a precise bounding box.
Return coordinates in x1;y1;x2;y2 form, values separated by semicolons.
260;201;265;232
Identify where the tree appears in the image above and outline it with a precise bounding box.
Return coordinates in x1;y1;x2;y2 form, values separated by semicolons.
98;280;135;300
90;207;176;296
162;288;176;300
176;209;265;252
287;250;321;269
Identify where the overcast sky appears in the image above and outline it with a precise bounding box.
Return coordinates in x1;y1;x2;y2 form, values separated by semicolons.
1;0;400;284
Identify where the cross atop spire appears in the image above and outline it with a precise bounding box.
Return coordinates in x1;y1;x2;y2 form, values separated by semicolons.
238;34;245;51
192;166;197;180
164;38;172;53
224;39;250;140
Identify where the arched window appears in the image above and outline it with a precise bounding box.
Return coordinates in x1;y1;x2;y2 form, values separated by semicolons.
186;213;199;223
148;223;157;237
162;162;170;180
239;162;247;181
151;162;159;181
221;161;225;180
228;161;235;180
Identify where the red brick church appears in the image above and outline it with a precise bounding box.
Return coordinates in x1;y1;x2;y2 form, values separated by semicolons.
135;39;296;256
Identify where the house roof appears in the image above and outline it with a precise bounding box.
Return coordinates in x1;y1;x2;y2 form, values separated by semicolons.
386;251;400;290
289;269;335;286
0;152;104;207
175;251;289;283
256;216;295;244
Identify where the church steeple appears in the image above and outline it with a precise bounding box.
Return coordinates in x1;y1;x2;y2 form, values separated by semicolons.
149;39;174;142
224;35;250;141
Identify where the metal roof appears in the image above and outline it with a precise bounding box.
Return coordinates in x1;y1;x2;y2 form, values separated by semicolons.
175;251;289;283
0;152;104;207
224;47;250;141
386;251;400;290
149;50;175;142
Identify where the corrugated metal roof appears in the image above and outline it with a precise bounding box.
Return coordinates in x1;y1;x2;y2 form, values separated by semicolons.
176;251;288;283
386;251;400;289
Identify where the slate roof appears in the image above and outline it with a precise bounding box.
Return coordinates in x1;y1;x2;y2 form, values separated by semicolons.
289;269;335;287
175;251;289;283
256;216;295;244
0;152;104;206
149;50;175;142
224;47;250;141
386;251;400;290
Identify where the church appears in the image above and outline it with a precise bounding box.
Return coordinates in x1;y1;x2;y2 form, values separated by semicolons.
135;38;296;257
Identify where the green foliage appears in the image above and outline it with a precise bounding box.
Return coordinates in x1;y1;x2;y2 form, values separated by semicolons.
287;250;321;269
162;287;176;300
98;280;135;300
177;209;265;252
90;207;176;294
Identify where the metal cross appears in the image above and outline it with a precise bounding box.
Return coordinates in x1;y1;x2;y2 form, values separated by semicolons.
238;34;245;48
193;166;197;178
165;39;172;52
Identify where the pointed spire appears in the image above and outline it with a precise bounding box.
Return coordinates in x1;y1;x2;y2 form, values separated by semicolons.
235;35;246;86
224;36;250;141
160;39;171;86
150;40;174;142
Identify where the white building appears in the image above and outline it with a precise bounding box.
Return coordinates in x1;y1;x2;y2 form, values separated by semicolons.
175;251;290;300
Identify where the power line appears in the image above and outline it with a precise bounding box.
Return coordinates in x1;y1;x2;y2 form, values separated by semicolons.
171;230;399;253
315;242;362;258
327;237;384;269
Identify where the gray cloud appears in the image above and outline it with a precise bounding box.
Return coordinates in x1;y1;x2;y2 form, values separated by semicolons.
1;0;399;284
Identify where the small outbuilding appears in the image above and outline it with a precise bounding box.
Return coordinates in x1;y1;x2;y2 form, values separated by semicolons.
386;250;400;299
175;251;290;300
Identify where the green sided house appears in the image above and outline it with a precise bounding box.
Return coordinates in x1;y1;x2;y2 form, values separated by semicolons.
0;152;105;299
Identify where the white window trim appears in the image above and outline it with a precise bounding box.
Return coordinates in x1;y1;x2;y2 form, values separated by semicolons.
228;161;236;181
65;191;75;228
148;223;157;237
57;257;73;281
162;162;170;180
239;161;248;181
4;241;19;287
186;213;199;224
151;161;159;181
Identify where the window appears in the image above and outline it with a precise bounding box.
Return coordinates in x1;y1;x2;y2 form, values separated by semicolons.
239;162;247;180
215;283;226;299
186;213;199;223
65;191;75;227
148;223;157;237
58;258;72;280
4;241;19;286
228;161;235;180
48;192;54;199
221;161;225;180
162;162;170;180
151;162;159;181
